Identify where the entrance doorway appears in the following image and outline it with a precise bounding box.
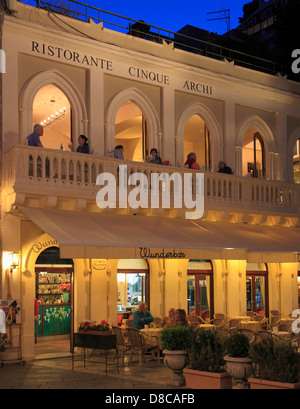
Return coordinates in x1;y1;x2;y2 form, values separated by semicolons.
187;260;214;321
246;264;269;316
35;247;74;358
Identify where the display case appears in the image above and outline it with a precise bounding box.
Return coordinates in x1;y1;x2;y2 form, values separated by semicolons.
36;267;72;337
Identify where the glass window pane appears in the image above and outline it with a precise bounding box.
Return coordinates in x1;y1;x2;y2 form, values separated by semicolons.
187;276;195;315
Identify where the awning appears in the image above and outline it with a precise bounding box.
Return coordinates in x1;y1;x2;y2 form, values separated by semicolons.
20;207;300;262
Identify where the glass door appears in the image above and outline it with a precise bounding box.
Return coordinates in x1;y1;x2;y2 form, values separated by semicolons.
246;272;268;316
187;270;213;320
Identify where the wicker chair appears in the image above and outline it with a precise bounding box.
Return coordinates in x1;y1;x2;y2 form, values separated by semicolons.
227;319;241;333
152;317;163;327
126;328;160;366
257;330;272;341
252;314;268;329
238;328;256;344
112;326;131;364
245;311;258;319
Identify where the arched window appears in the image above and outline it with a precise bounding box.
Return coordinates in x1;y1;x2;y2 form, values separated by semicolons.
242;130;266;178
187;260;213;321
184;115;211;170
33;85;72;150
115;102;150;161
293;138;300;184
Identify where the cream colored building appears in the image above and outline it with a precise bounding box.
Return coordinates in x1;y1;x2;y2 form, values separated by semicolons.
0;1;300;361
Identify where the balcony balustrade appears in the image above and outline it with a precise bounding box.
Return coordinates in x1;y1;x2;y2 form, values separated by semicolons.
3;146;300;219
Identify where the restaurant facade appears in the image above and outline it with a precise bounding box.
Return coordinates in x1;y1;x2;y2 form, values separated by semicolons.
0;1;300;361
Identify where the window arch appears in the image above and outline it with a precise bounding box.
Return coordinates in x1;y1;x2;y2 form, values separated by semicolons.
236;115;276;179
176;102;222;169
105;88;161;159
19;69;88;146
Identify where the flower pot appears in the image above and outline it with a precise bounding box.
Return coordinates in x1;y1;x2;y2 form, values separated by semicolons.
78;330;112;335
248;378;300;390
224;355;252;389
184;368;232;389
163;350;189;387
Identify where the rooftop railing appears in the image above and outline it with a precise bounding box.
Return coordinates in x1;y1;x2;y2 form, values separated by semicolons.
17;0;290;78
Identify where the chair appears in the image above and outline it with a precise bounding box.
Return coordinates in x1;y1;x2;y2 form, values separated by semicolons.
270;310;281;317
278;323;291;332
152;317;163;327
271;332;292;343
214;313;226;320
187;315;200;323
268;315;281;330
126;328;160;366
227;319;241;333
238;329;256;344
257;330;272;341
252;315;268;330
125;319;134;328
112;326;131;364
245;311;258;318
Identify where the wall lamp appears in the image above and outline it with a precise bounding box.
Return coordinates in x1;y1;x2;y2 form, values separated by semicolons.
9;252;20;273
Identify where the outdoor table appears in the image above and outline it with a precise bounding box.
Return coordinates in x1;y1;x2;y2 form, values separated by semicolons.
240;320;261;332
234;316;250;321
199;324;215;330
141;328;162;349
279;318;295;329
72;332;119;375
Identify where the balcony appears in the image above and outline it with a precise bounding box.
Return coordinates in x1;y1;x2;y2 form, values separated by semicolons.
3;146;300;225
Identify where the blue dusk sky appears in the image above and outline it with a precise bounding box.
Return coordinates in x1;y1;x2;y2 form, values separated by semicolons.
83;0;250;34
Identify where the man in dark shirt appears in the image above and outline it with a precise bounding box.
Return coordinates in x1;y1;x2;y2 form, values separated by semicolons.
27;124;44;147
218;161;233;175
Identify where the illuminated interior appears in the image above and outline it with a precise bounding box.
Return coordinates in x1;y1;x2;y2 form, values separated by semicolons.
242;127;264;177
293;138;300;184
184;115;209;170
32;84;71;151
115;101;147;162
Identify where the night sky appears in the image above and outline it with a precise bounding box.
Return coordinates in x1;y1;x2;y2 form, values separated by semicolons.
83;0;249;34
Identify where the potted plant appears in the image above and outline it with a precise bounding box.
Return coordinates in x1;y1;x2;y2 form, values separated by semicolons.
223;332;252;389
183;329;232;389
0;333;8;367
248;338;300;389
78;320;112;335
160;326;193;386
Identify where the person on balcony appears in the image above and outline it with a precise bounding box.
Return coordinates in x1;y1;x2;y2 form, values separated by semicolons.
218;161;233;175
133;301;153;330
147;148;162;164
69;135;89;154
184;152;200;170
27;124;44;147
113;145;124;160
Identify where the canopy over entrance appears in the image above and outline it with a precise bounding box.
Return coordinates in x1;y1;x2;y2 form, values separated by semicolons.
20;207;300;262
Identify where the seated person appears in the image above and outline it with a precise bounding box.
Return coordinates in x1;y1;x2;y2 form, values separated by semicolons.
69;135;89;154
184;153;200;170
174;309;189;327
218;161;233;174
147;148;162;164
113;145;124;160
162;308;176;328
27;124;44;147
133;301;153;330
